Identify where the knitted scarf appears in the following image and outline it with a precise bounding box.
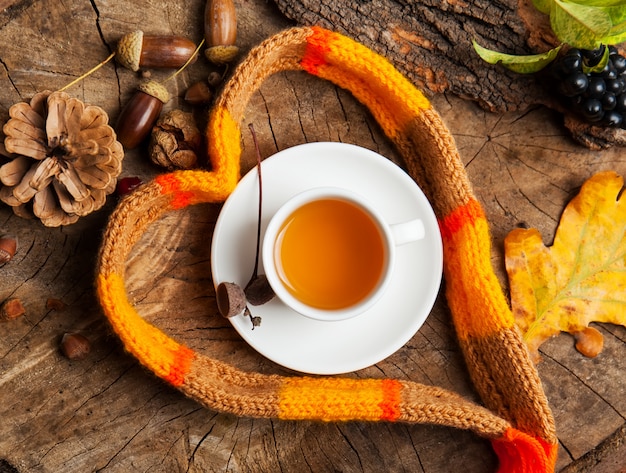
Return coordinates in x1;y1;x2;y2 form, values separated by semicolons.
96;26;558;472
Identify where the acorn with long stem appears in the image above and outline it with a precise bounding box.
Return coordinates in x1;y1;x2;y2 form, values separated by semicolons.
115;39;205;149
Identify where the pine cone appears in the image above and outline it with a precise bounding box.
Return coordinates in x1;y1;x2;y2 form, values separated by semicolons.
0;91;123;227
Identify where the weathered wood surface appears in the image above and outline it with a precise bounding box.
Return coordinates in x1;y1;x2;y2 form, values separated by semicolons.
0;0;625;472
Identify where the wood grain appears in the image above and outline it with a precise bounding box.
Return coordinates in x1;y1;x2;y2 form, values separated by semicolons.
0;1;625;472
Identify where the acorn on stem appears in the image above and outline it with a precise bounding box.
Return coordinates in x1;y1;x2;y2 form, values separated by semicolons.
115;80;170;149
116;31;198;72
204;0;239;64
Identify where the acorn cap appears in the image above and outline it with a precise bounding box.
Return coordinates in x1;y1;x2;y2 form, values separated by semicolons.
205;45;239;64
138;80;170;103
116;30;144;71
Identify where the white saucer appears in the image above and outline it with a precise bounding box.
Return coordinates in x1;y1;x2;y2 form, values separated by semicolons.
210;142;443;375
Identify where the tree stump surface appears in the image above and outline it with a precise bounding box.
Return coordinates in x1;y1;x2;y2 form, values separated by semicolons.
0;1;625;472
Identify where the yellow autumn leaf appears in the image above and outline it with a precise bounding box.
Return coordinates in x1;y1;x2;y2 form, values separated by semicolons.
505;171;626;361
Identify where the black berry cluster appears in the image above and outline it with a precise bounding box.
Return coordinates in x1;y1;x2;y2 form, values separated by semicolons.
550;46;626;127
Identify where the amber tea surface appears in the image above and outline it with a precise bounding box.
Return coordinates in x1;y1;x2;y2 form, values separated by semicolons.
273;198;386;310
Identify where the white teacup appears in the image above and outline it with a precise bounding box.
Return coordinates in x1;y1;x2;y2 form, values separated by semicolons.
262;187;425;321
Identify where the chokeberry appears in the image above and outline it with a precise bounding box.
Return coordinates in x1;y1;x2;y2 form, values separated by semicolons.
560;49;583;75
581;98;604;122
606;78;625;95
549;46;626;126
603;110;623;127
586;77;606;98
602;92;617;110
560;72;589;97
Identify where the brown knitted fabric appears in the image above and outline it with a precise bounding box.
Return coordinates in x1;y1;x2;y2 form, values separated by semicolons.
96;26;558;471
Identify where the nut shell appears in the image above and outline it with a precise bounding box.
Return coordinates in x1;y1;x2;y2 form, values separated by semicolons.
184;81;213;105
0;234;17;264
0;298;25;321
60;332;91;360
149;110;201;170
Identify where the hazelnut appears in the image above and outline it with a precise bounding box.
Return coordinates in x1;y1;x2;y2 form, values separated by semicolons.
60;332;91;360
0;234;17;264
184;81;213;106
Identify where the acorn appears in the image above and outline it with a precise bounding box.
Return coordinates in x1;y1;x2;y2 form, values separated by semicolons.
115;80;170;149
116;30;198;72
204;0;239;64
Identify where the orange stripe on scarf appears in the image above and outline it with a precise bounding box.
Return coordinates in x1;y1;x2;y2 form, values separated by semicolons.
300;26;334;74
164;345;195;386
279;377;402;421
440;199;515;340
439;198;484;240
492;428;557;473
96;272;194;384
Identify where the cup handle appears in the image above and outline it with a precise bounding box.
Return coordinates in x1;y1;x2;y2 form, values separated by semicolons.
390;219;425;246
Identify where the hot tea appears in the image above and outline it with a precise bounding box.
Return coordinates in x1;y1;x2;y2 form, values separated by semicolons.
273;198;386;310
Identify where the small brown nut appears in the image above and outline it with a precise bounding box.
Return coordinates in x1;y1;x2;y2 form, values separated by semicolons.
0;234;17;264
244;274;275;306
46;298;67;311
60;332;91;360
117;31;198;72
149;110;202;170
216;282;247;318
0;298;26;321
184;81;213;106
574;326;604;358
207;71;223;88
204;0;239;63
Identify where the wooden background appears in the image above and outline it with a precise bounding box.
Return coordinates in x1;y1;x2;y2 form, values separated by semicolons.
0;0;625;471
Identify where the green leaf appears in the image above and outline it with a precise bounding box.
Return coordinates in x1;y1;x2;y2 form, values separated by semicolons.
551;0;612;48
533;0;554;14
557;0;613;35
564;0;626;7
604;28;626;43
473;41;562;73
605;5;626;33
